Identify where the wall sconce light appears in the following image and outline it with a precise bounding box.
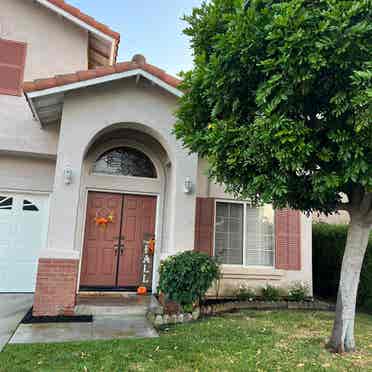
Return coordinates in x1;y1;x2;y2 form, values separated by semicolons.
184;177;193;194
64;167;73;185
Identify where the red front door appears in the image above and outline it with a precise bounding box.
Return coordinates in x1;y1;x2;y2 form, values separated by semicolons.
117;195;157;287
80;192;157;289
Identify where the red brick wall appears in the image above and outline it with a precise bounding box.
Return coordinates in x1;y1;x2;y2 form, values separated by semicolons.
33;258;79;317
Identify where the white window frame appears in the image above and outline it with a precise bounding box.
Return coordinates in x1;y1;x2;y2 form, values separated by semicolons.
213;199;275;268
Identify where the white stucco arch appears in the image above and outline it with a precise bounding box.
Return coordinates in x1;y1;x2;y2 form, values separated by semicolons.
82;121;175;166
73;128;171;290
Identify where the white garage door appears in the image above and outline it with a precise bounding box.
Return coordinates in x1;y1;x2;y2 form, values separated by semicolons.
0;193;48;292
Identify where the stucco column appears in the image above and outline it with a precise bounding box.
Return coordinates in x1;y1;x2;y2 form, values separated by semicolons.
41;126;84;260
167;145;198;256
33;118;84;316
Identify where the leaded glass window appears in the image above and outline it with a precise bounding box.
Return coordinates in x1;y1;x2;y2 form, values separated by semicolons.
93;147;157;178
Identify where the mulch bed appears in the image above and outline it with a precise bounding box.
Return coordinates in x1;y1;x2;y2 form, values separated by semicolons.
21;308;93;324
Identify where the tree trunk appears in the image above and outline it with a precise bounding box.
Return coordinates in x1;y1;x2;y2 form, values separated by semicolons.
328;214;371;353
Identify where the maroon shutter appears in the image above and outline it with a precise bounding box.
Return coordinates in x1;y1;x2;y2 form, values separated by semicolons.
0;38;27;96
275;209;301;270
194;197;215;256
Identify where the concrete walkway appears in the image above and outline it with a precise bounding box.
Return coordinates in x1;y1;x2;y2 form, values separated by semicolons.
0;294;33;351
10;315;158;344
10;294;158;344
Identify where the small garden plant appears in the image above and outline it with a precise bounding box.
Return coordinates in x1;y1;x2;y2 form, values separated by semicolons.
288;282;310;302
235;285;256;302
158;251;220;307
261;284;282;302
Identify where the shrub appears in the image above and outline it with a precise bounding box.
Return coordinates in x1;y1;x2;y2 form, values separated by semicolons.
288;282;310;302
235;285;256;302
261;284;282;302
158;251;220;306
313;223;372;313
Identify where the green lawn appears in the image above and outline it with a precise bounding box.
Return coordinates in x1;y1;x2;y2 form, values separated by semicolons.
1;311;372;372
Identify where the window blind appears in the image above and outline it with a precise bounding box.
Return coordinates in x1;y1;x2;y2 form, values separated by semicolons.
245;206;275;266
215;202;244;265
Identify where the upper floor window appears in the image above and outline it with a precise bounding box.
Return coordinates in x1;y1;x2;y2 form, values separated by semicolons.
92;147;157;178
0;38;27;96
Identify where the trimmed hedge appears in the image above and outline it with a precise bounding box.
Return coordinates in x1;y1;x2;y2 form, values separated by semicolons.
313;223;372;312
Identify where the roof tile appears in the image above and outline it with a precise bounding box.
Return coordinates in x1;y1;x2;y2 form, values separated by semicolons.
34;78;58;90
76;70;98;81
23;56;182;94
55;73;79;86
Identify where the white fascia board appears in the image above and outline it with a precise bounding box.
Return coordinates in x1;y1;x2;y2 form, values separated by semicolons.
26;69;184;99
140;70;184;98
35;0;116;45
24;92;42;124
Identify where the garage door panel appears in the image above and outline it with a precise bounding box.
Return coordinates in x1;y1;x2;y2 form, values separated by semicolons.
0;193;48;293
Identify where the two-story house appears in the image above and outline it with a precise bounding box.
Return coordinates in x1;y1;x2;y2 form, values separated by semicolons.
0;0;312;317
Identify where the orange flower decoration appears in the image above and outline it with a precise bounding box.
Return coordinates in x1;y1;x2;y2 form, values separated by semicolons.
148;239;155;255
94;210;114;228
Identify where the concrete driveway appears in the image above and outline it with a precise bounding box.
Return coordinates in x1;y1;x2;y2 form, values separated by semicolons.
0;294;33;351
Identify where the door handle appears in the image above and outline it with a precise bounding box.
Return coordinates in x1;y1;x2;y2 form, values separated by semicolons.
114;243;124;255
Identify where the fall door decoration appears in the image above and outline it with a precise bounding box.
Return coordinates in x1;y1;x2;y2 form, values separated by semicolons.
94;208;114;228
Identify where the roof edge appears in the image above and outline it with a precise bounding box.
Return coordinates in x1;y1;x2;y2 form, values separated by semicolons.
24;58;183;97
36;0;120;41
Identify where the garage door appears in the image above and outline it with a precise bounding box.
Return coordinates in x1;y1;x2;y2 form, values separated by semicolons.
0;193;48;292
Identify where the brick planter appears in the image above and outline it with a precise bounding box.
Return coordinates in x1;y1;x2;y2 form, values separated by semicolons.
33;258;79;317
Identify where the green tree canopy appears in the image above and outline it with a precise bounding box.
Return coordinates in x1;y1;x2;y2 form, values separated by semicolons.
175;0;372;215
175;0;372;353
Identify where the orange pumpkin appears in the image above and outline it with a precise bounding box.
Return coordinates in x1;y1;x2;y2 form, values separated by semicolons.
137;286;147;295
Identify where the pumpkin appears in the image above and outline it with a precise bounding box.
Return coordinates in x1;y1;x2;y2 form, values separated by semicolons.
137;286;147;295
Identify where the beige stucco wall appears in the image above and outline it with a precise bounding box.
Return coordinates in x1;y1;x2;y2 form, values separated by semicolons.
0;0;88;81
0;0;88;157
0;154;55;193
197;158;313;296
313;211;350;225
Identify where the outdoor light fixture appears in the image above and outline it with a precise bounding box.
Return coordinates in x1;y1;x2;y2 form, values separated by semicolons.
64;167;73;185
184;177;193;194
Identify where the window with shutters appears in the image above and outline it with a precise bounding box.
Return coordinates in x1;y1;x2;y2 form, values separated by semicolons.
0;38;27;96
214;201;275;267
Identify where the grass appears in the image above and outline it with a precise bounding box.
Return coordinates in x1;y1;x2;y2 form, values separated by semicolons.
1;311;372;371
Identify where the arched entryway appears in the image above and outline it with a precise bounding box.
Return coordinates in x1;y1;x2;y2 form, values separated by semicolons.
77;127;169;291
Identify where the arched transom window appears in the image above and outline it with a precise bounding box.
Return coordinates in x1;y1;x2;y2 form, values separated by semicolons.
92;147;157;178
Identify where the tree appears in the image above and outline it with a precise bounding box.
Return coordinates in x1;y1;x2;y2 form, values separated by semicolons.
175;0;372;353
